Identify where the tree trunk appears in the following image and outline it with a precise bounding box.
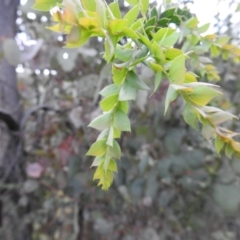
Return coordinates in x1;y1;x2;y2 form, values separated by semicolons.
0;1;32;239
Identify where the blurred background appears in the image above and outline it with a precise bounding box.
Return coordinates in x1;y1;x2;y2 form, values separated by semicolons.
0;0;240;239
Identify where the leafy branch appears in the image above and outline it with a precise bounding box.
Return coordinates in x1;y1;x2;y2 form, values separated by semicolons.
33;0;240;190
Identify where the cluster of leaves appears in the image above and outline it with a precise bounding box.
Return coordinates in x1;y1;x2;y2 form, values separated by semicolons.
33;0;240;190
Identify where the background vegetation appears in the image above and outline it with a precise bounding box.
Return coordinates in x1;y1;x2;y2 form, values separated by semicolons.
0;0;240;239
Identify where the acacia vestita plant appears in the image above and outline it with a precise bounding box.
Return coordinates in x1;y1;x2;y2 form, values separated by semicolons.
33;0;240;190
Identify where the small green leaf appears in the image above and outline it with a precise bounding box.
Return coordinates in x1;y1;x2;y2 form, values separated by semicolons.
137;33;152;48
149;7;158;20
140;0;149;14
130;56;149;67
144;17;156;29
202;125;215;140
86;140;107;157
107;126;114;146
119;81;137;101
108;159;118;172
150;71;163;97
225;144;234;158
118;101;129;113
161;32;180;48
114;128;121;138
185;72;198;83
131;18;144;31
126;71;150;90
208;111;238;125
109;2;121;19
107;140;121;159
100;84;120;97
216;36;230;45
157;18;170;27
198;23;210;33
93;165;104;180
210;44;220;57
215;137;225;155
168;55;185;84
165;48;183;60
97;129;108;141
151;41;165;63
164;85;178;115
153;28;175;42
82;0;96;11
96;0;107;28
183;103;198;129
186;17;199;29
121;28;139;39
91;156;104;167
104;35;117;62
88;112;112;130
113;110;131;132
104;155;111;172
186;86;221;106
115;46;133;62
33;0;57;11
108;19;128;35
112;66;128;85
126;0;138;6
124;4;139;27
65;27;91;48
100;94;119;111
148;61;164;73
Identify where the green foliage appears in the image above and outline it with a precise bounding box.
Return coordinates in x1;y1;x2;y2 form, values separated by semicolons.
33;0;240;190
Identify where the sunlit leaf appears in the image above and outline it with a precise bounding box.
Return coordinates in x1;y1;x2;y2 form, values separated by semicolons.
88;112;112;130
161;31;180;48
168;55;185;84
186;17;199;29
124;4;139;27
109;2;121;19
118;101;129;113
148;61;164;73
100;84;120;97
86;140;107;157
185;86;222;106
185;72;198;83
140;0;149;14
165;48;183;60
153;28;175;42
108;159;118;172
198;23;210;33
100;94;119;111
151;41;165;63
112;66;128;85
108;19;128;35
82;0;96;11
33;0;57;11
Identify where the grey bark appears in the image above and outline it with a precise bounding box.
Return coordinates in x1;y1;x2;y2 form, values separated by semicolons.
0;1;32;239
0;0;22;178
